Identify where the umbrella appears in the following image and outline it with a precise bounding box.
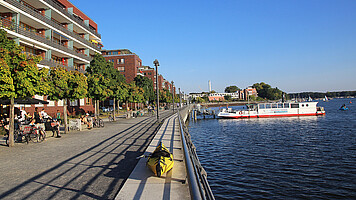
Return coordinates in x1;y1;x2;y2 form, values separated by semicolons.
0;98;49;105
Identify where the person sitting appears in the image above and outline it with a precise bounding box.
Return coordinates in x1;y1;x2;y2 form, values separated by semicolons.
18;107;30;124
81;113;92;129
40;108;52;121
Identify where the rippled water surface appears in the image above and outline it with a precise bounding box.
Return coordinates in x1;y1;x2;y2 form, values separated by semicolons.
188;98;356;199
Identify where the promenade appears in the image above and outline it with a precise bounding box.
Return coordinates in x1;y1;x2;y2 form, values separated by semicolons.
0;110;173;200
116;113;190;199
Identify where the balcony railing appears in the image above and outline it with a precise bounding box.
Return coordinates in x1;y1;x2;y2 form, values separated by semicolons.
22;51;86;74
4;0;101;52
1;16;92;61
41;0;101;38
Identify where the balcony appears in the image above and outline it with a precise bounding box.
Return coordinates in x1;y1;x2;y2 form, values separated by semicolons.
1;16;92;61
22;51;86;74
4;0;101;52
41;0;101;38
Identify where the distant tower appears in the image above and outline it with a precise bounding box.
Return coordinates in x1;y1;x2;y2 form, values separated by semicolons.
208;80;212;92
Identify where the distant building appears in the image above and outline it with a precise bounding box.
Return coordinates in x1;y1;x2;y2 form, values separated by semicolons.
208;92;240;101
101;49;142;83
244;86;258;100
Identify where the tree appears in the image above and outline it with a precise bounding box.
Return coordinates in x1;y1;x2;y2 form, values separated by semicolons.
87;73;112;116
87;53;125;117
48;67;88;134
225;85;240;93
134;75;154;104
253;82;284;100
224;95;232;101
127;83;145;110
0;29;51;146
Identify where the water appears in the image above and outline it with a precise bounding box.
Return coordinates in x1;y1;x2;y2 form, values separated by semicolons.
188;98;356;200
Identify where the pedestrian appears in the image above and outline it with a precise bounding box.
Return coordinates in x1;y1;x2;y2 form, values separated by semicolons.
56;110;61;124
33;107;42;123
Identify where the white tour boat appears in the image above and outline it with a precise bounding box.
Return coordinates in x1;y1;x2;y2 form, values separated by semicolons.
218;101;325;119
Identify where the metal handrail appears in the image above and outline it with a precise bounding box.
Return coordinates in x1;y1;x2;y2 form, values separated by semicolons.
177;107;215;200
41;0;101;38
0;17;92;61
4;0;101;52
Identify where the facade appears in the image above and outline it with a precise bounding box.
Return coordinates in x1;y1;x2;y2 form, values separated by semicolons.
244;86;258;100
101;49;142;83
0;0;102;115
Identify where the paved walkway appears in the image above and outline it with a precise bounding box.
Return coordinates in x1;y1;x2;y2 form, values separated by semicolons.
116;113;190;200
0;111;173;200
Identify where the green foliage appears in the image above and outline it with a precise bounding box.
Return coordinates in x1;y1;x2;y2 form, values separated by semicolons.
252;82;283;100
0;29;50;98
224;95;232;101
225;85;240;93
87;74;112;101
86;53;125;101
127;83;145;103
48;67;88;101
134;75;154;103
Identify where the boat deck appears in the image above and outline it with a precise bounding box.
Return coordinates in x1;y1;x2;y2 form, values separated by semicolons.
115;113;190;200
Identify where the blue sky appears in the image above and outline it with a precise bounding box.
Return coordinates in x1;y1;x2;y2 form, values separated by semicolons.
75;0;356;93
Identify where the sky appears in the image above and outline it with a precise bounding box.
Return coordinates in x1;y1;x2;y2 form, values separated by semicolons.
74;0;356;94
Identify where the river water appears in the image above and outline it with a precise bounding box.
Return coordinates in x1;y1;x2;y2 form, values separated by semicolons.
188;98;356;199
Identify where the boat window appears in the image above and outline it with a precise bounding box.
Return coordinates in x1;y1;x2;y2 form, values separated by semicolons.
302;104;304;107
291;104;299;108
272;104;277;108
306;104;309;107
283;103;289;108
259;104;265;109
278;103;283;108
266;104;271;109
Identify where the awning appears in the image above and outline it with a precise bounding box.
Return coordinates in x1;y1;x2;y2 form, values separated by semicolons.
0;98;49;105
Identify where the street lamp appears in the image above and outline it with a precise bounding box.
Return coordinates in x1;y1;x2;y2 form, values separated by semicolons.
171;81;175;112
153;59;159;121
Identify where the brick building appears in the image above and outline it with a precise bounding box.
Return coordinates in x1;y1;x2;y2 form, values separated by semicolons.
0;0;102;116
101;49;142;83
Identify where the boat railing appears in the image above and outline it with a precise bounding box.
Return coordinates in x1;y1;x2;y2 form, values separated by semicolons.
178;107;215;200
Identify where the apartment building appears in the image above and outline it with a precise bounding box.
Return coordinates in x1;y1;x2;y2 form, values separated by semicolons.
0;0;102;115
101;49;142;83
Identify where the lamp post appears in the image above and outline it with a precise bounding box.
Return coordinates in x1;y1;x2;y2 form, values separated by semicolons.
153;59;159;121
171;81;175;112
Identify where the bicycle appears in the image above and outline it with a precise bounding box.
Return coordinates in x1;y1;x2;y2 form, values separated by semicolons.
92;116;104;128
23;125;46;143
108;114;114;122
5;129;26;145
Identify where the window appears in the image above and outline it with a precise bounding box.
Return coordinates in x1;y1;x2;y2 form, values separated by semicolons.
278;103;283;108
118;67;125;72
283;103;290;108
85;98;91;105
259;104;265;109
117;58;125;64
266;104;271;109
272;104;277;108
291;104;299;108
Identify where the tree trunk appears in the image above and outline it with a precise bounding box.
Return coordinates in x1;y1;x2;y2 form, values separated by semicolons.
113;97;116;121
64;98;68;134
8;97;15;147
94;100;97;117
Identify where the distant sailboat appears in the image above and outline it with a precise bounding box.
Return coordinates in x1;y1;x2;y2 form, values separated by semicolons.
323;96;328;102
308;96;313;102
